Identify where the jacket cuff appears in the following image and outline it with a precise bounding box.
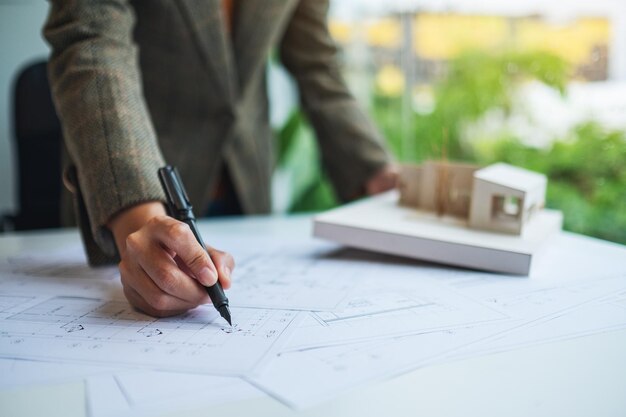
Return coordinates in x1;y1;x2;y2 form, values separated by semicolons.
64;165;165;265
328;153;390;203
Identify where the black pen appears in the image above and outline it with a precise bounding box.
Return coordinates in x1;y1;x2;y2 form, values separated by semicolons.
158;165;233;326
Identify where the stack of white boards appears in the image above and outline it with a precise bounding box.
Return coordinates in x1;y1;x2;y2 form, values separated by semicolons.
313;191;563;275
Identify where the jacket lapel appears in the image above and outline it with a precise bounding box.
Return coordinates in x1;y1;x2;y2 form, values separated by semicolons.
175;0;238;103
176;0;298;104
232;0;297;99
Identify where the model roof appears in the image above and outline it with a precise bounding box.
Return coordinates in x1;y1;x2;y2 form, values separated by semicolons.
474;163;546;192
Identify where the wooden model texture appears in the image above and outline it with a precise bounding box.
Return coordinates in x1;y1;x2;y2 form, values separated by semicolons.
399;161;548;235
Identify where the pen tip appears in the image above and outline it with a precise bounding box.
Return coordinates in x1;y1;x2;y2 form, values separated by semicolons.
218;305;232;327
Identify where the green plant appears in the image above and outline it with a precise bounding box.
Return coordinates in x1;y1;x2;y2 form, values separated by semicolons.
474;123;626;243
275;111;338;213
373;49;570;162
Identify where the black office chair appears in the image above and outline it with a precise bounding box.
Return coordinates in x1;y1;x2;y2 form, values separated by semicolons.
1;60;63;231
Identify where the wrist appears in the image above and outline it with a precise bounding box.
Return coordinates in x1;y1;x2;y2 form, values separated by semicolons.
107;201;167;255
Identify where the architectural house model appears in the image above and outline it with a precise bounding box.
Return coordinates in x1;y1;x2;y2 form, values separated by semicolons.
399;161;548;235
314;160;561;275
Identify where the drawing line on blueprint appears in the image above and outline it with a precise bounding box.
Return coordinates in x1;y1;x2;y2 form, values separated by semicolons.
313;293;435;323
5;296;279;344
226;244;359;311
0;295;301;375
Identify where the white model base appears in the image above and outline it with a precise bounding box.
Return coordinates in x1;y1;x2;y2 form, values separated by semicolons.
313;191;563;275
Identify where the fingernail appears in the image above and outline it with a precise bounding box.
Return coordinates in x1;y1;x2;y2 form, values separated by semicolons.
199;267;217;286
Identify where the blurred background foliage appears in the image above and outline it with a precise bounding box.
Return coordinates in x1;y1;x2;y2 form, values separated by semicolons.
275;49;626;245
475;122;626;244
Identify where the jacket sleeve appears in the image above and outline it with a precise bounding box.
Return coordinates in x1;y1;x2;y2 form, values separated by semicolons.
278;0;392;202
43;0;166;263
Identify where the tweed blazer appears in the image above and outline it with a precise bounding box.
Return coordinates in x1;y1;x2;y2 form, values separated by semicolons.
44;0;390;264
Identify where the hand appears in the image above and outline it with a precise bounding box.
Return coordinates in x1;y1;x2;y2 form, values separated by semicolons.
108;202;234;317
365;164;398;195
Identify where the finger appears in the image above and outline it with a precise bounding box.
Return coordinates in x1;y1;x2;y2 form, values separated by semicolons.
119;259;199;314
125;228;209;304
366;166;399;195
147;217;218;286
123;284;189;318
207;247;235;290
173;252;232;290
174;248;234;289
136;241;210;304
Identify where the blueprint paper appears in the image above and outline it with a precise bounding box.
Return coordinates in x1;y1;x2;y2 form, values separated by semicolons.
0;246;118;281
86;371;262;417
249;238;626;407
0;240;360;312
432;271;626;322
441;291;626;360
225;240;357;311
0;247;121;299
0;358;117;388
251;321;515;408
1;230;626;412
253;290;626;409
0;295;301;375
285;284;507;350
252;283;626;408
0;358;263;417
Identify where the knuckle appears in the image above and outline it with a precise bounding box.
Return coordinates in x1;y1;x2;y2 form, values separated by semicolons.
168;222;191;241
188;251;209;269
125;232;141;253
149;293;170;312
154;266;177;294
147;215;166;228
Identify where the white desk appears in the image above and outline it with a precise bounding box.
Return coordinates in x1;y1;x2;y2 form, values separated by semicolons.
1;215;625;417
